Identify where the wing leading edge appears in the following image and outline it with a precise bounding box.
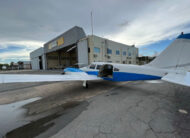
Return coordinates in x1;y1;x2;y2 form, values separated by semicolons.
0;72;101;84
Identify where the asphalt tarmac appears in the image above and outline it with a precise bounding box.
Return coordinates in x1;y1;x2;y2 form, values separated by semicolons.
0;70;190;138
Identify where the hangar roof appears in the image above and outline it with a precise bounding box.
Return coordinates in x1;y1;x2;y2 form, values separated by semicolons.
44;26;86;53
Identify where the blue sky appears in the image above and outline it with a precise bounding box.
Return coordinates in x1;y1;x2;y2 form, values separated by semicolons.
139;38;174;56
0;45;30;63
0;0;190;64
0;46;24;53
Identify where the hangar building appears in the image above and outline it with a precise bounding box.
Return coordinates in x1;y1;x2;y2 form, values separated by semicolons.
30;26;138;70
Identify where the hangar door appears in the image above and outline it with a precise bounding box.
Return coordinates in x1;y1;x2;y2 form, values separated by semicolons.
46;46;77;69
77;39;88;65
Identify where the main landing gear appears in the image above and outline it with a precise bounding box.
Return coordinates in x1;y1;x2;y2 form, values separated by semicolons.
83;80;89;88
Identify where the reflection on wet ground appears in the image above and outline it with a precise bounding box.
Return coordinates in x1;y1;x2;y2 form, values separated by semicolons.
5;101;88;138
0;97;41;137
0;79;119;138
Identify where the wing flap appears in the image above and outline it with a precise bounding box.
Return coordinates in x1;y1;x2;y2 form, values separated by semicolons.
162;72;190;87
0;72;101;83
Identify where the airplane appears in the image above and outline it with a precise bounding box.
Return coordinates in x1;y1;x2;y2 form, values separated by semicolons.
0;32;190;88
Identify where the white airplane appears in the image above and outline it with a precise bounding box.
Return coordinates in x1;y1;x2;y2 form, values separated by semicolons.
0;33;190;88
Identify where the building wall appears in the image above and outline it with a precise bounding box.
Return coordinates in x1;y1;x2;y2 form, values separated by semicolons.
43;26;86;69
77;38;88;65
30;47;45;70
23;61;31;69
137;56;155;65
30;27;139;70
87;35;138;64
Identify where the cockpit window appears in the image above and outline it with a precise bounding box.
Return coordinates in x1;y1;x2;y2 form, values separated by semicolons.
96;65;102;70
114;68;119;71
89;64;96;69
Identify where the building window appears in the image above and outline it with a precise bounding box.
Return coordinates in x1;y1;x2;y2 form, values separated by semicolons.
136;53;138;57
123;51;126;56
94;47;100;53
128;52;132;56
116;50;120;55
107;48;112;54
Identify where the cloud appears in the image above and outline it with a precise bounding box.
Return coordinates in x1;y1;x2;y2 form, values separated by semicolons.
0;0;157;42
0;40;43;63
0;48;30;63
0;40;44;50
0;0;190;63
106;0;190;46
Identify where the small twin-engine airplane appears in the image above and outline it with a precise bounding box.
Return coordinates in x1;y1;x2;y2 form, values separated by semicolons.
0;33;190;88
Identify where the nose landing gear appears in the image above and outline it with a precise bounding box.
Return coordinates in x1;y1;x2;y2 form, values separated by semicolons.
83;80;89;88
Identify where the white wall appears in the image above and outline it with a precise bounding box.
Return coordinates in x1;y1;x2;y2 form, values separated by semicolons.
88;35;138;64
77;39;89;65
31;57;40;70
30;47;45;70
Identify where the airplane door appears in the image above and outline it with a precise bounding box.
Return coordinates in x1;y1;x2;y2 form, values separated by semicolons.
98;64;113;78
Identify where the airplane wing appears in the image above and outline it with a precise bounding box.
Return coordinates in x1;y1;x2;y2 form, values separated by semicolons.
0;72;101;84
162;71;190;87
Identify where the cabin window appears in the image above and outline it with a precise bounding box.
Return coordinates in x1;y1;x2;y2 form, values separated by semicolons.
96;65;102;70
89;64;96;69
114;68;119;71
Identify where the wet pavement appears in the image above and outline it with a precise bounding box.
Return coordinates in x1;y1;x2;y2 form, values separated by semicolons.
0;71;190;138
51;81;190;138
0;71;122;138
0;97;41;136
6;101;88;138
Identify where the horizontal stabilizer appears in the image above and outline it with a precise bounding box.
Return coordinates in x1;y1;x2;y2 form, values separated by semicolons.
162;72;190;87
0;72;101;84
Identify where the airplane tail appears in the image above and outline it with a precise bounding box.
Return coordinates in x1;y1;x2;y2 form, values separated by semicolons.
148;33;190;71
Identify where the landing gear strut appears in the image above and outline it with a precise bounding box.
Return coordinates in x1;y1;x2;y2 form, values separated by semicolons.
83;80;89;88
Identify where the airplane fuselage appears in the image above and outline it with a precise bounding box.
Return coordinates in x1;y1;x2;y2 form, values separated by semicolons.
80;62;167;82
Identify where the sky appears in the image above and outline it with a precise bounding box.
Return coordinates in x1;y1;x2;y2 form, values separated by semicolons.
0;0;190;64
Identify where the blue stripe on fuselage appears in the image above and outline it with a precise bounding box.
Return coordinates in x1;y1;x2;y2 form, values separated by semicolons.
86;71;161;81
86;71;99;76
112;72;161;81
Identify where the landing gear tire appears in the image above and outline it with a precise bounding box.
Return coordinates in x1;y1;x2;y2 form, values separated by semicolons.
83;81;89;88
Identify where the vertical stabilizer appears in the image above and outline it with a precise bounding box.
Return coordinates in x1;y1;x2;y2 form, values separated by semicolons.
148;33;190;71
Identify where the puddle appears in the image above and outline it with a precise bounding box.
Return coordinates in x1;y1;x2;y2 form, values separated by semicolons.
6;112;60;138
0;97;41;136
145;80;163;84
5;101;84;138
